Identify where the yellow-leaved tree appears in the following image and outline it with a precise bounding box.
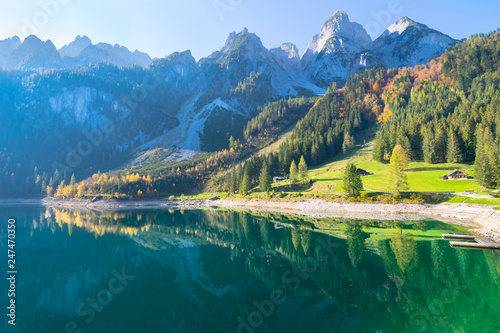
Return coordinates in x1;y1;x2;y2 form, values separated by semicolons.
389;145;409;195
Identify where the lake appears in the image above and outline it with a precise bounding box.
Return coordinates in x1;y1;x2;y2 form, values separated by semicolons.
0;205;499;333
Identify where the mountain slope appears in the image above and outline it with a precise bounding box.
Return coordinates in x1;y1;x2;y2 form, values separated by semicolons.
0;11;474;198
59;35;92;58
0;36;21;67
144;28;325;152
300;12;459;88
4;35;61;69
0;35;152;69
74;42;152;68
371;17;458;68
301;11;373;87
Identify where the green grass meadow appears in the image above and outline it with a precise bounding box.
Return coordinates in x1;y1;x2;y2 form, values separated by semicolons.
305;139;484;194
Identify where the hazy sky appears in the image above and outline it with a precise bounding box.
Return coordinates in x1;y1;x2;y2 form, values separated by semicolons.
0;0;498;60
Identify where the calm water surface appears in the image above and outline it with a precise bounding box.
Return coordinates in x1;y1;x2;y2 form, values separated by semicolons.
0;205;499;333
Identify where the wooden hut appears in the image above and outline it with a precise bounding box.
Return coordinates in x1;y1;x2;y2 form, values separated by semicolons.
357;168;370;176
443;170;469;180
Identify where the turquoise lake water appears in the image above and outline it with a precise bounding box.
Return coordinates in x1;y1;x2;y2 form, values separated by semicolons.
0;205;499;333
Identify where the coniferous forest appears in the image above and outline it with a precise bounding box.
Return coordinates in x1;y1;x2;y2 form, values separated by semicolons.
5;31;500;198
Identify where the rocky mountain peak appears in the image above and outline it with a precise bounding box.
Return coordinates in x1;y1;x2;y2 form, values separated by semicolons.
271;43;299;60
320;11;372;48
3;35;61;69
165;50;196;64
301;11;373;86
371;16;458;68
270;43;300;70
221;28;263;55
383;16;421;37
0;36;21;50
22;35;44;47
59;35;92;58
18;35;59;56
302;11;372;69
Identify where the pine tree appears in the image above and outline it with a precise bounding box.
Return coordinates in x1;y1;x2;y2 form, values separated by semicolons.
298;155;308;184
259;162;271;193
342;131;354;154
239;169;251;195
229;136;235;150
463;119;476;162
446;129;463;163
435;125;447;163
53;169;61;185
343;163;363;197
475;127;498;188
290;160;298;185
389;145;409;194
422;128;437;164
398;135;412;160
70;174;76;187
229;167;237;194
311;140;320;165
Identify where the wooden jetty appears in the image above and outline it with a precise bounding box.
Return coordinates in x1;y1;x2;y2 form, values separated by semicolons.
443;234;500;250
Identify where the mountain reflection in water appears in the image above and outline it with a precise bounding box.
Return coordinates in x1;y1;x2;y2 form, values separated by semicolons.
0;206;499;333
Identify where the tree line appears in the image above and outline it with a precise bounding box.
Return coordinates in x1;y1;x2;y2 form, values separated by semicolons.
374;32;500;188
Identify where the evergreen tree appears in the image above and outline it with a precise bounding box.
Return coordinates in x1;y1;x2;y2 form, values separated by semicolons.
398;135;412;161
290;160;298;185
389;145;409;194
342;131;355;154
343;163;363;197
475;127;498;188
53;169;61;185
70;174;76;187
446;129;463;163
435;125;448;163
229;136;235;150
229;167;237;194
259;162;271;192
298;155;308;184
239;169;251;195
422;128;438;164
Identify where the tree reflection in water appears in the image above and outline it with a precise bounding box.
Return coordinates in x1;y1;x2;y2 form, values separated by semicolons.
5;206;499;333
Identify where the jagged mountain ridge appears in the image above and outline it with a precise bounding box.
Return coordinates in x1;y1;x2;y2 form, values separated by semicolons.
141;28;325;151
371;16;459;68
301;11;374;87
0;11;461;183
0;35;152;69
0;12;457;83
301;11;458;87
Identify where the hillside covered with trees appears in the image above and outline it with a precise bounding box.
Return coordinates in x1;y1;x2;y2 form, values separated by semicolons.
46;31;500;199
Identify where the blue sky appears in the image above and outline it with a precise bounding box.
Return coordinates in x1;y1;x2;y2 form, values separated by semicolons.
0;0;498;60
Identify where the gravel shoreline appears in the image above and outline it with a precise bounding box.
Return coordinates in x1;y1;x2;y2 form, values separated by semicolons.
2;198;499;243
